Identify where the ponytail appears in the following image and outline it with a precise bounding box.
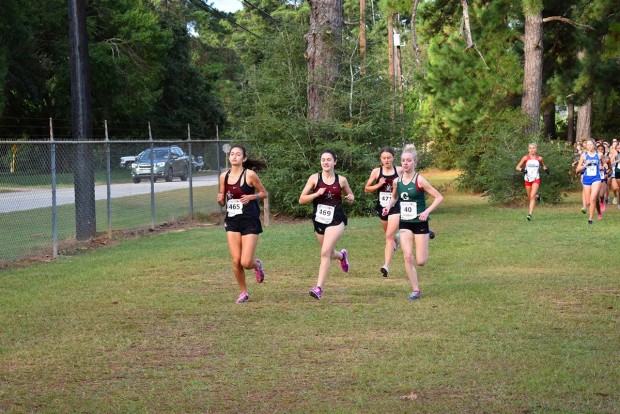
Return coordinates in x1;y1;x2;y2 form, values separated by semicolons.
231;145;267;171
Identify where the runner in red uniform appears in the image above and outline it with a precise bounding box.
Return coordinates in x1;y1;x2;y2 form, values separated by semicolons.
299;150;355;300
364;147;403;277
515;143;549;221
217;145;268;304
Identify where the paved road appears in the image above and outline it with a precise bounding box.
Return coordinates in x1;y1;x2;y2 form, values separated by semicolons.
0;174;219;213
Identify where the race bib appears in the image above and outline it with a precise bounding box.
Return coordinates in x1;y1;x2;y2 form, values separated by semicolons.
227;199;243;217
315;204;335;224
379;192;392;208
525;168;537;182
586;165;597;177
400;201;418;220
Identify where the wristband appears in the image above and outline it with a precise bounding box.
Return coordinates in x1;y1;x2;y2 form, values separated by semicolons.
256;194;259;201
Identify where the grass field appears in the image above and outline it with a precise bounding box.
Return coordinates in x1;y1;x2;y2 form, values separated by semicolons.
1;171;619;413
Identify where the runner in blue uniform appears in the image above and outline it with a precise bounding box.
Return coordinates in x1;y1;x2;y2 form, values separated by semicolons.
217;145;268;303
382;144;443;301
364;147;403;277
576;139;603;224
299;150;355;300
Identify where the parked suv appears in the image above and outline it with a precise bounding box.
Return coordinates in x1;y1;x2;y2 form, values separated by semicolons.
131;146;189;183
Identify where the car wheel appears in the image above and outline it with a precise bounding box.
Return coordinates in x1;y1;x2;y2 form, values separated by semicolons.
165;167;173;182
180;167;188;181
132;177;141;184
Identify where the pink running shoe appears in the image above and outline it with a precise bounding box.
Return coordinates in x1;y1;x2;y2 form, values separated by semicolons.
339;249;349;272
254;259;265;283
597;213;603;220
600;202;606;212
309;286;322;300
236;292;249;303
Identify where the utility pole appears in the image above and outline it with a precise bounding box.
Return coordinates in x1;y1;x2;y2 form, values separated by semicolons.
68;0;96;240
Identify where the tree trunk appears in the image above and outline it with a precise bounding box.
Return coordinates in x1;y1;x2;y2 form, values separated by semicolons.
387;14;394;123
576;96;592;143
360;0;366;74
543;104;556;139
566;100;574;144
521;10;543;134
305;0;343;121
410;0;420;65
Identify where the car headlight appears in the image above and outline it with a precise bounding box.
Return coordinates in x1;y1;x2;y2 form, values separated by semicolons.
131;163;136;168
156;162;166;167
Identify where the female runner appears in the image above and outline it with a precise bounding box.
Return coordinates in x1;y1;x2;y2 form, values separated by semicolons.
597;143;611;212
382;144;443;301
515;143;549;221
576;139;603;224
217;145;268;303
364;147;403;277
299;150;355;300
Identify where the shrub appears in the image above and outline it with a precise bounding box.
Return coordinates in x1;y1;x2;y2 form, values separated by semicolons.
457;109;577;205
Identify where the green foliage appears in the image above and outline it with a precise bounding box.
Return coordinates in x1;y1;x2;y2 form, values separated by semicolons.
414;0;523;168
457;109;576;205
229;20;403;217
89;0;172;122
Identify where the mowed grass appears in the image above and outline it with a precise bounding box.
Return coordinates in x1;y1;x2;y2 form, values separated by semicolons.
1;171;619;413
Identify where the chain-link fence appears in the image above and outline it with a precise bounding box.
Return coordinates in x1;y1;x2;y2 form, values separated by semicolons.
0;137;234;264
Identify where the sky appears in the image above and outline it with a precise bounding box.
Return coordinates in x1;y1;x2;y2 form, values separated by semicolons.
209;0;243;13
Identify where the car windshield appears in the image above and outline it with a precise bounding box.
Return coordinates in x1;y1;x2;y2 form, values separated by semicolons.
137;149;169;161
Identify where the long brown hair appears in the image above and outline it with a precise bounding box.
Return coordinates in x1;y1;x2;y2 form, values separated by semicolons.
231;145;266;170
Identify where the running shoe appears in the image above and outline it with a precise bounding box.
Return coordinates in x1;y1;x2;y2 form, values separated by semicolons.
526;214;532;221
429;230;436;239
339;249;349;272
235;292;249;303
254;259;265;283
581;207;586;214
588;219;593;225
597;213;603;220
309;286;322;300
407;291;421;301
600;202;606;212
380;265;389;277
613;197;618;205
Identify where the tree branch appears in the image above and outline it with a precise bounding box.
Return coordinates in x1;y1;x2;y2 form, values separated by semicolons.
542;16;593;30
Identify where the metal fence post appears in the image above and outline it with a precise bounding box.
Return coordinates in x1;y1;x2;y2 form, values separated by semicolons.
148;122;155;230
104;120;112;239
187;124;194;219
216;124;220;173
50;118;58;259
